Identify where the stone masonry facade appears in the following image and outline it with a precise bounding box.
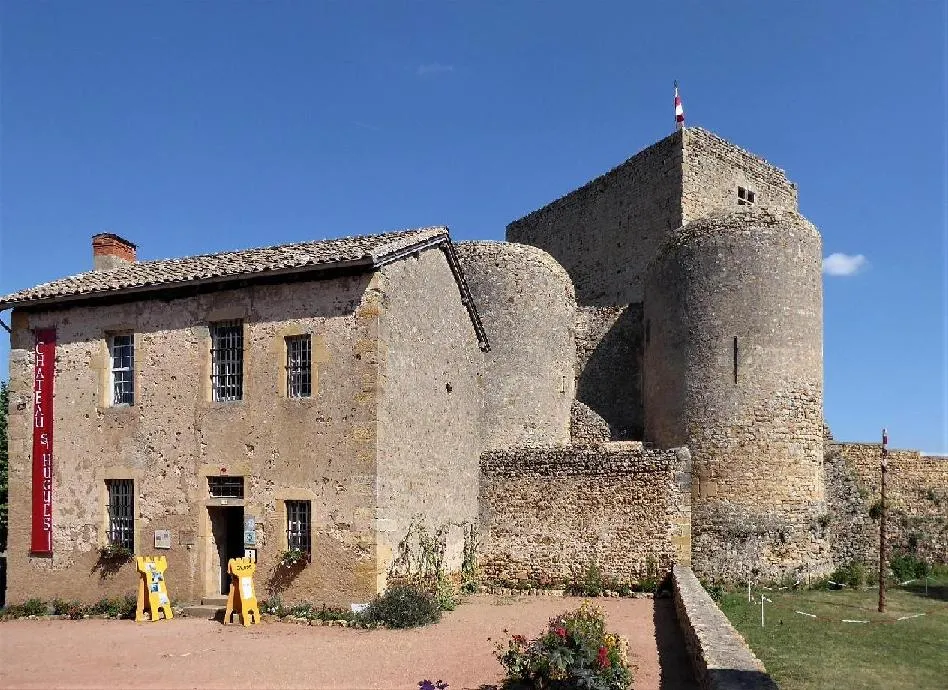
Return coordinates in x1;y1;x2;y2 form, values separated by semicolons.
478;444;691;586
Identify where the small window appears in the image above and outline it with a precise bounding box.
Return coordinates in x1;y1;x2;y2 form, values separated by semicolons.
109;334;135;406
285;335;312;398
737;186;756;206
211;320;243;401
286;500;312;558
208;476;244;499
106;479;134;550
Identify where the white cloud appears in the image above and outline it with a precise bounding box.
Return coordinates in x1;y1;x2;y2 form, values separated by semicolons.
822;253;868;277
417;63;454;77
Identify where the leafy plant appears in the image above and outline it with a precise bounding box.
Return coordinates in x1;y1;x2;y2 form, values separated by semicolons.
494;601;633;690
278;548;308;568
418;681;449;690
890;552;931;583
461;523;479;594
831;561;868;589
88;596;137;618
362;584;442;629
99;543;133;561
259;596;288;616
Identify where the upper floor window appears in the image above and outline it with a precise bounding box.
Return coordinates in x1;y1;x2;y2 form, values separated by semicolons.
106;479;134;550
211;320;243;401
109;334;135;406
285;335;312;398
737;186;756;205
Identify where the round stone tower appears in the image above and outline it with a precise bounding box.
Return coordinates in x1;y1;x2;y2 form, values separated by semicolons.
643;209;830;582
455;241;576;451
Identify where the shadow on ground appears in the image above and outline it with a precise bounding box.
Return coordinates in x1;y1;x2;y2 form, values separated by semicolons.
653;597;699;690
899;582;948;601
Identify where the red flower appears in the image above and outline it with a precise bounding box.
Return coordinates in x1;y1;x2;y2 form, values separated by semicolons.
597;646;610;669
513;634;527;645
554;626;567;639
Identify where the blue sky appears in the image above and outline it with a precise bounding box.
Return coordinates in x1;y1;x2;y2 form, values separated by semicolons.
1;1;945;454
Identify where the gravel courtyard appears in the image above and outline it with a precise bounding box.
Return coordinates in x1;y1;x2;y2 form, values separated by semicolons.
0;595;697;690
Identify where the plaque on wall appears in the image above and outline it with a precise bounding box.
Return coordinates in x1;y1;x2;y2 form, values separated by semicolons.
154;530;172;549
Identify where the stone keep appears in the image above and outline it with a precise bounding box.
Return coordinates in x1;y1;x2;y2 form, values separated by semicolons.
509;127;831;581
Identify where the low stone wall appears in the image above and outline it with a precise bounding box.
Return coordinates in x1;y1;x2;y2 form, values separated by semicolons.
826;443;948;566
672;565;777;690
478;443;691;585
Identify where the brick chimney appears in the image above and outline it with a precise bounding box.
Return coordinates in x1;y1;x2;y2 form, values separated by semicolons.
92;233;137;271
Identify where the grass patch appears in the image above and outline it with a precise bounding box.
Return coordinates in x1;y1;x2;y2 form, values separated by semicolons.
719;577;948;689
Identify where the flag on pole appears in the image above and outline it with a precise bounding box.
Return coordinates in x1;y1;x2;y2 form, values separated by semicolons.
674;81;685;130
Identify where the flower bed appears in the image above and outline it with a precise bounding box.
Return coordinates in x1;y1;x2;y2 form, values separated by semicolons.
493;601;635;690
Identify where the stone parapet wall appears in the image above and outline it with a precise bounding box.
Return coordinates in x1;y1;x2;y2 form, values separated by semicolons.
672;565;777;690
681;127;798;223
826;443;948;566
478;444;691;585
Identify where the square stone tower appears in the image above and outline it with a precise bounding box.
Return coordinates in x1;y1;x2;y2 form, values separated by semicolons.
507;127;799;307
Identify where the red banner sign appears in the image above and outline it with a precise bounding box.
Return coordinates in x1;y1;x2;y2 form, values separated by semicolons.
31;329;55;556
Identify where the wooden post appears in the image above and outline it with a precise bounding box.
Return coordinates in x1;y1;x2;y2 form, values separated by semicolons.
878;428;888;613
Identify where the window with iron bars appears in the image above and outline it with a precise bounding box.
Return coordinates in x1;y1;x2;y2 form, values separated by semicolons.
286;501;312;558
109;334;135;406
211;320;243;401
285;335;312;398
106;479;134;550
208;476;244;499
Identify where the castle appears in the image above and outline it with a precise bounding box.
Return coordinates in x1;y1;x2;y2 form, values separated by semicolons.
2;127;944;606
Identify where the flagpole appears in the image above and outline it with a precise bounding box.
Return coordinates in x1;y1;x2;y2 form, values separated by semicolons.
674;80;685;131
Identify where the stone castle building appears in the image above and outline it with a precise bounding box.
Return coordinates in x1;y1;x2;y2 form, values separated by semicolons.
2;127;944;606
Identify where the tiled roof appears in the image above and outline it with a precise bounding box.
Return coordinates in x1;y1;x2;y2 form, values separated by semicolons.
0;227;448;309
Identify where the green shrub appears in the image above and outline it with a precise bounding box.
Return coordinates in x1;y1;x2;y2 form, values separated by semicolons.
831;562;868;589
362;584;442;629
89;597;134;618
890;552;931;583
22;598;47;616
494;601;633;690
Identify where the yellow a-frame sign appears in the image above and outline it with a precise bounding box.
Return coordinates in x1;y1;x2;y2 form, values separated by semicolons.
224;557;259;626
136;556;173;622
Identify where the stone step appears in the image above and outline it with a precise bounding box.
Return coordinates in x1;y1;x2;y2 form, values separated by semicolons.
182;605;224;621
201;596;228;606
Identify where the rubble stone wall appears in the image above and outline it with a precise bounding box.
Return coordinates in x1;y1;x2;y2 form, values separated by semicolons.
826;443;948;566
478;444;691;585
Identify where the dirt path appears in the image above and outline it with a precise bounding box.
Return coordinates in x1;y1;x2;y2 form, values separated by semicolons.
0;595;697;690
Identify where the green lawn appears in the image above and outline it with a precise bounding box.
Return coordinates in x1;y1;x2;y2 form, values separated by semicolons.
719;579;948;690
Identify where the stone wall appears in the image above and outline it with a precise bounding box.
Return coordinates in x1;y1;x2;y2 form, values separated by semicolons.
5;273;382;606
574;305;643;440
681;128;798;223
644;209;829;582
672;565;777;690
507;131;684;306
454;241;575;450
375;248;485;586
478;444;691;585
826;443;948;566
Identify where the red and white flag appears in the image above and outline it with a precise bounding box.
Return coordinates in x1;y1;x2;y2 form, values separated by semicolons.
674;81;685;129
